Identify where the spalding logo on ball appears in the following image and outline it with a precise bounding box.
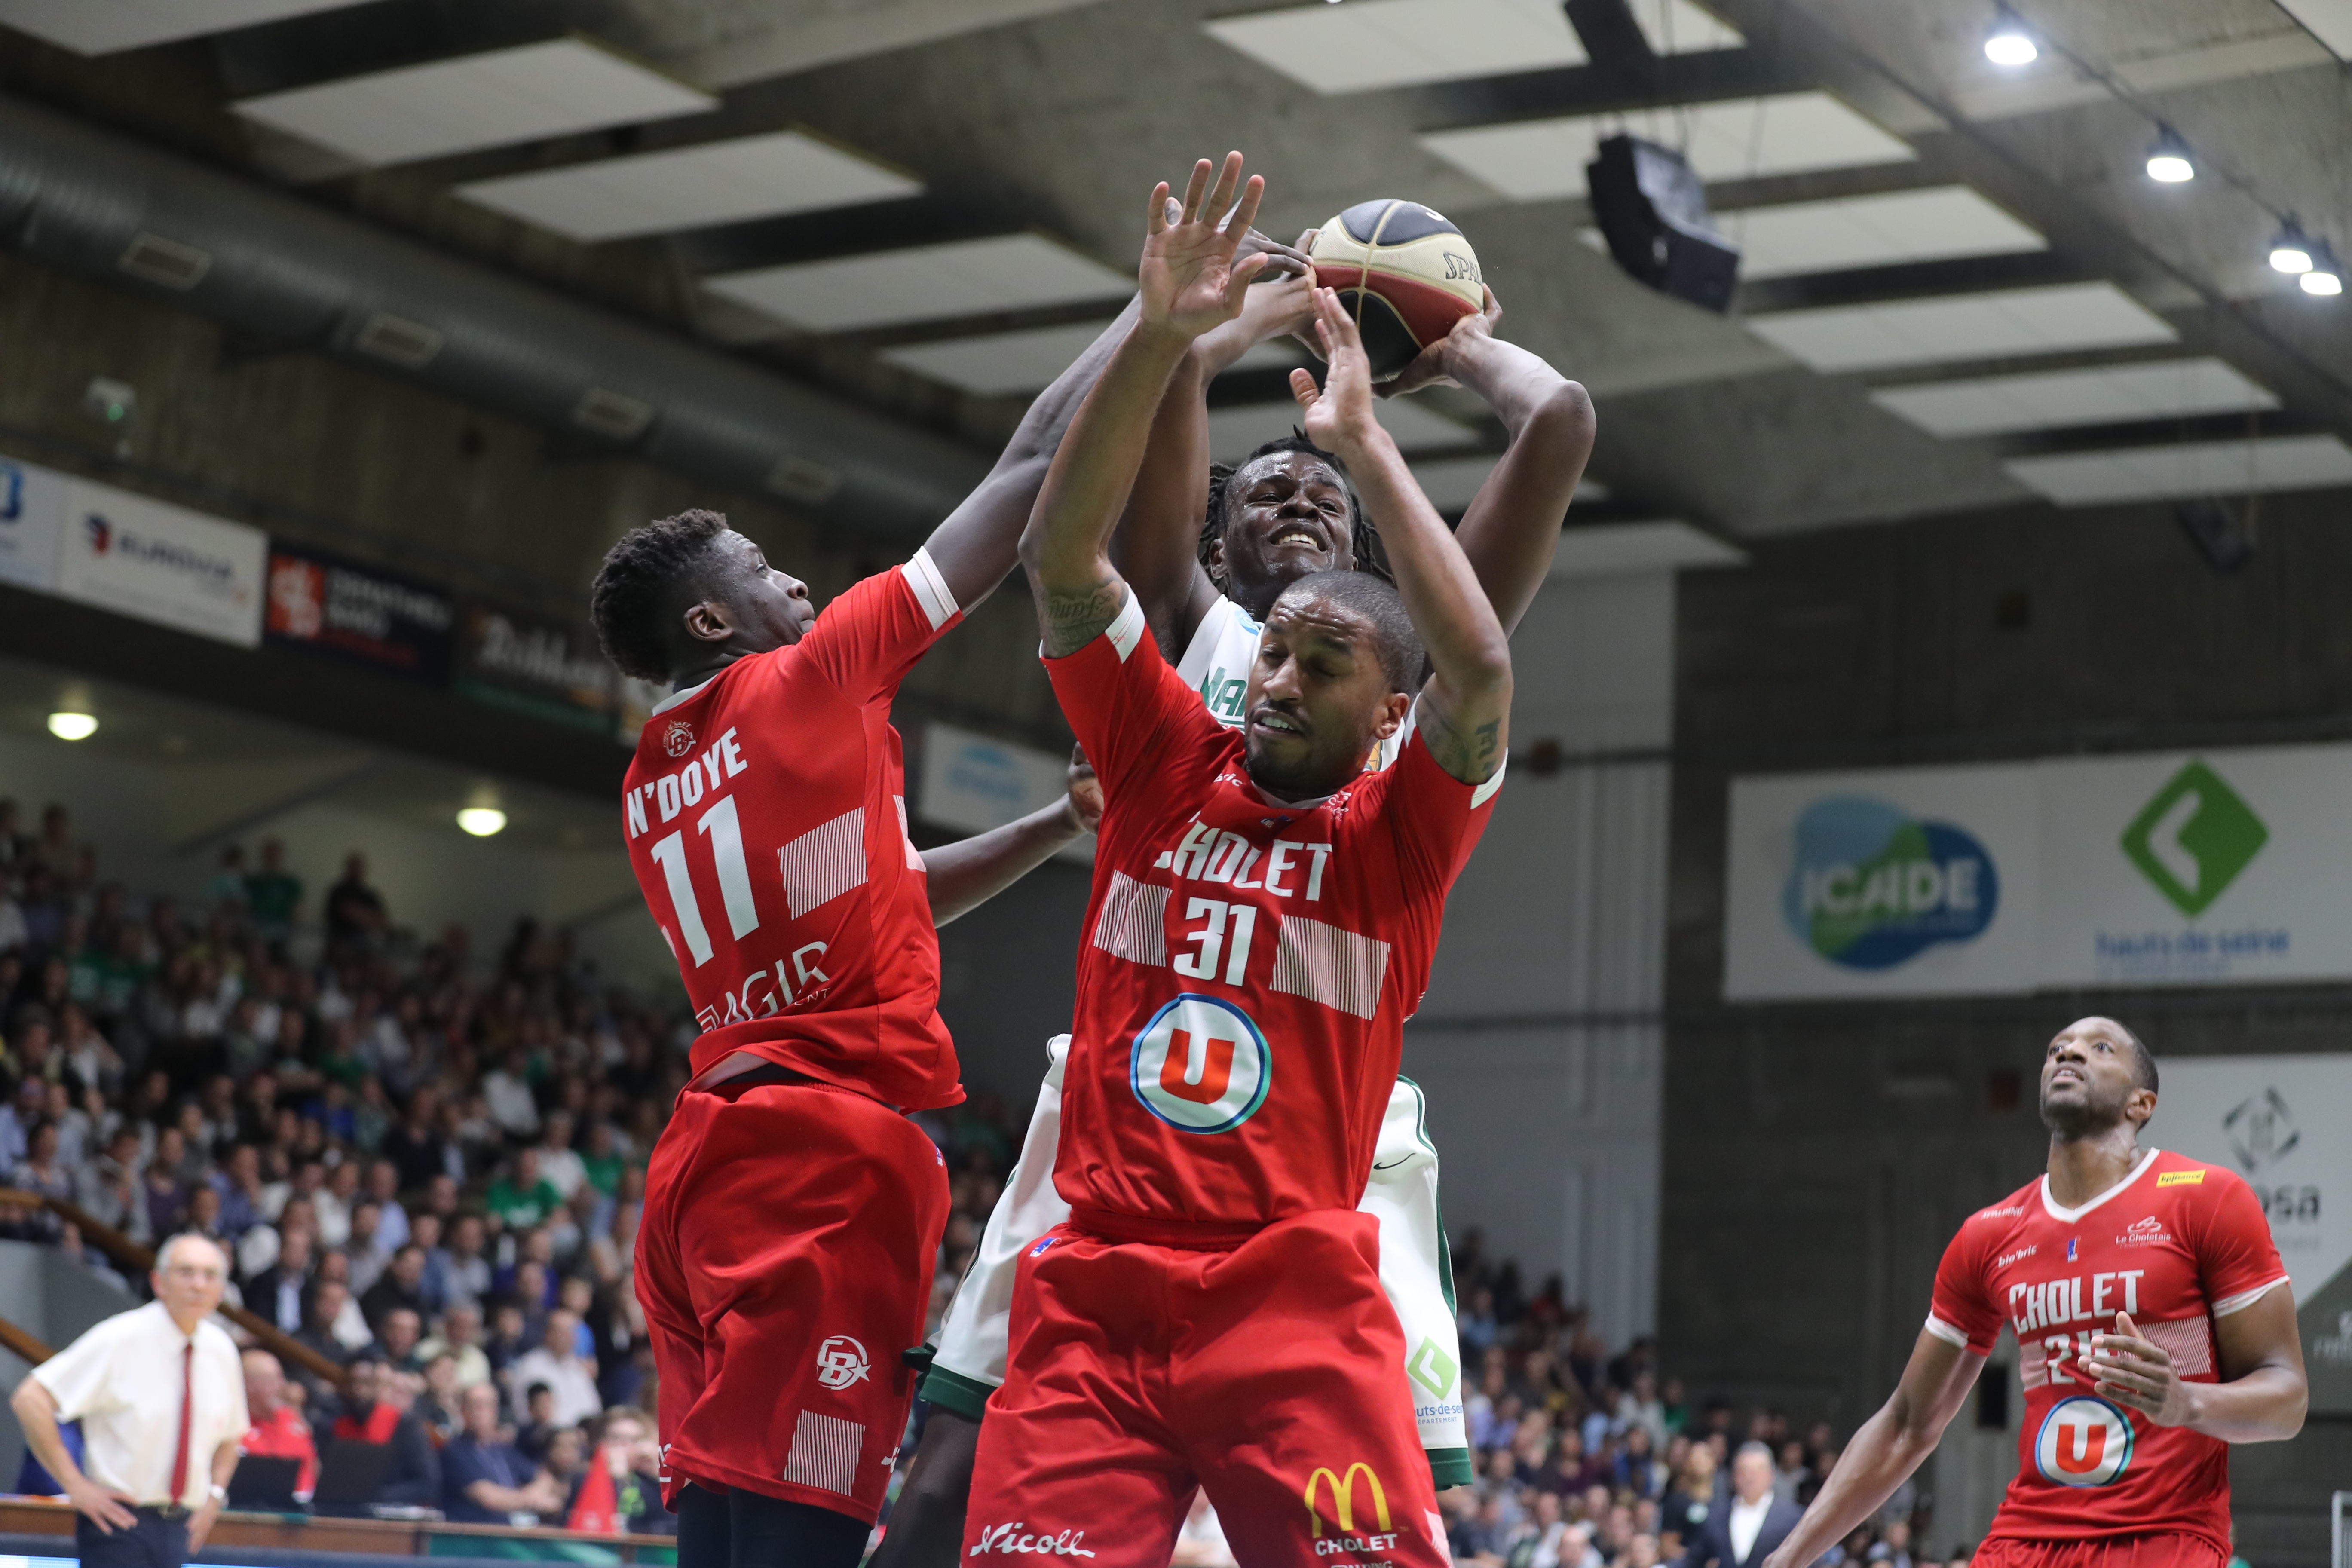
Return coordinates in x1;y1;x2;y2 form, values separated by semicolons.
1306;199;1483;381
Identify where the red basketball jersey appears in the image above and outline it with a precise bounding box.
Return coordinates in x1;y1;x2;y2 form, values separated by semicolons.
1926;1148;2288;1553
1043;593;1500;1234
620;552;966;1110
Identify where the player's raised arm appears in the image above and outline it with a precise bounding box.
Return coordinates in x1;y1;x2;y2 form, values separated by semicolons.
1109;236;1316;658
1289;286;1511;785
1022;153;1268;657
1760;1329;1984;1568
1388;288;1597;635
917;290;1147;616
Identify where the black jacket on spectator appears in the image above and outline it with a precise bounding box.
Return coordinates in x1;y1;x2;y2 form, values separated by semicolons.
380;1123;453;1191
1679;1495;1804;1568
245;1263;309;1335
360;1273;425;1331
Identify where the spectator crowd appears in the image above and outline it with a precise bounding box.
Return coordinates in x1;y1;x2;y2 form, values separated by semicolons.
0;800;1021;1539
0;799;1963;1564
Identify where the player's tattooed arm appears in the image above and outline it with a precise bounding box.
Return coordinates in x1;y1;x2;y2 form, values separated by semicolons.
1021;153;1268;656
1037;577;1133;659
1289;285;1512;787
1413;697;1505;786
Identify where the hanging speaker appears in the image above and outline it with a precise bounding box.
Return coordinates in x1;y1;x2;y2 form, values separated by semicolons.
1586;133;1741;312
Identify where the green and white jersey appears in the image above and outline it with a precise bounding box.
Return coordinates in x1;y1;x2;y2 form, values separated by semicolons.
922;1042;1470;1487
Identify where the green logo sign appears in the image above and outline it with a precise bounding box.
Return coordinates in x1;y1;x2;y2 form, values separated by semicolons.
1406;1336;1458;1399
2120;760;2267;916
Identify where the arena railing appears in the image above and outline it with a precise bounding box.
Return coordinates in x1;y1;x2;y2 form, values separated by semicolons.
0;1188;350;1392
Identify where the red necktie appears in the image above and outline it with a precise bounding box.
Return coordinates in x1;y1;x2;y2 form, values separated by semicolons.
169;1342;193;1504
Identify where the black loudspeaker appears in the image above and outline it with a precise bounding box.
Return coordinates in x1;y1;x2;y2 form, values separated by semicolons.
1586;134;1741;312
2174;497;2255;573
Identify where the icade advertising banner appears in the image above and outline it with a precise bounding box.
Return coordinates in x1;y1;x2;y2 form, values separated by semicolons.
1726;744;2352;999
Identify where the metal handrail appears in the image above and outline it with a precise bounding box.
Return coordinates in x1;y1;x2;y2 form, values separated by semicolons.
0;1187;349;1390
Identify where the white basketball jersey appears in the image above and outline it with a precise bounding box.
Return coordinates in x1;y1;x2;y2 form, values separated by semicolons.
1175;594;1412;771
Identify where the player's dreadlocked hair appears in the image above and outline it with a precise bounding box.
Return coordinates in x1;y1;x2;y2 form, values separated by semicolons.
589;508;732;683
1200;433;1393;588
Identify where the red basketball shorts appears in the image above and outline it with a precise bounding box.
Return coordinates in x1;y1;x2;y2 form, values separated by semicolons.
961;1207;1448;1567
636;1078;948;1524
1975;1537;2227;1568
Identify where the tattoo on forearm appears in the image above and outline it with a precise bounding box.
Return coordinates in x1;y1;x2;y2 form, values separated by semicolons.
1417;697;1502;786
1040;582;1128;658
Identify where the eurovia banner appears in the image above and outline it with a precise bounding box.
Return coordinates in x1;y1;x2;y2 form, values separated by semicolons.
1725;744;2352;1000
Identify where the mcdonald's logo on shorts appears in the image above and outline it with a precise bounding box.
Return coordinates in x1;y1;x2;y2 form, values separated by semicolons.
1304;1462;1400;1553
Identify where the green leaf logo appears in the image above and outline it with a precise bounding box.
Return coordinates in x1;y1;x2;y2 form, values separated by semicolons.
1406;1336;1458;1400
2120;760;2267;916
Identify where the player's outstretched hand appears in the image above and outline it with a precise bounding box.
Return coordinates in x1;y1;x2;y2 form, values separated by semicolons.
2085;1312;2196;1426
1381;285;1503;398
1141;153;1269;340
1159;200;1311;282
1289;286;1384;457
1064;745;1104;833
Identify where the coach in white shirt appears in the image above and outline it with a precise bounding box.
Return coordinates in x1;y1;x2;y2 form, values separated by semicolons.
10;1234;251;1568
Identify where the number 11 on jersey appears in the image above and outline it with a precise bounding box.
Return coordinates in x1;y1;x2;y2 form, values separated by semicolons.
649;795;760;966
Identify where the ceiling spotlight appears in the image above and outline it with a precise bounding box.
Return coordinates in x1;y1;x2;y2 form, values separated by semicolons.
1984;8;2037;66
457;806;508;837
2269;221;2315;274
2144;128;2194;184
46;710;98;741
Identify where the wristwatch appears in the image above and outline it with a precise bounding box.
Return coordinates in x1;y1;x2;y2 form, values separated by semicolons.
208;1485;227;1505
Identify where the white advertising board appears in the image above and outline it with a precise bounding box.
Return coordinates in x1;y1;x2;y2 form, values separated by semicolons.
1724;762;2039;999
1727;744;2352;1000
2157;1054;2352;1412
55;477;266;646
917;721;1092;864
0;455;67;591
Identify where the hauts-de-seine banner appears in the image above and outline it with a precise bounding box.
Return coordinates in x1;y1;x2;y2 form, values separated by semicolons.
1724;744;2352;1000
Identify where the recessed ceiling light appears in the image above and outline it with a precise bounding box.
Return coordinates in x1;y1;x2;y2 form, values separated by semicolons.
2302;268;2343;297
457;806;507;836
46;711;98;741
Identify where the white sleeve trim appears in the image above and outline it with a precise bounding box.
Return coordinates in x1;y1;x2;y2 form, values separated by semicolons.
1470;754;1507;808
2211;1275;2291;1317
902;547;959;631
1104;586;1146;663
1923;1313;1971;1349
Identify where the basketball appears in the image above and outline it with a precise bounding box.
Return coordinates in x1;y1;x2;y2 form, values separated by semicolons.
1305;198;1485;380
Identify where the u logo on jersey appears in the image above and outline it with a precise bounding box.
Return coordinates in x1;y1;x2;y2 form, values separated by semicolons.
2034;1396;2133;1486
1130;994;1270;1134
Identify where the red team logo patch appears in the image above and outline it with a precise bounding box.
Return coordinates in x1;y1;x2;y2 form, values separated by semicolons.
1129;994;1271;1133
662;718;696;758
2034;1395;2133;1486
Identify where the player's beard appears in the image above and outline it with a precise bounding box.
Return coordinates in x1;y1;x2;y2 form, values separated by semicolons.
2039;1078;2126;1139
